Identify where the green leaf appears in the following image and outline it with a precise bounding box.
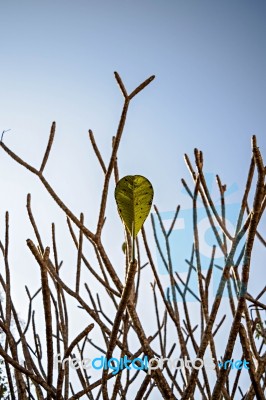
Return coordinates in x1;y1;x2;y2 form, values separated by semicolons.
122;242;127;254
115;175;154;238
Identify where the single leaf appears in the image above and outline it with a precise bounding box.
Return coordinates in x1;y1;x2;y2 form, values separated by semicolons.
122;242;127;254
115;175;154;238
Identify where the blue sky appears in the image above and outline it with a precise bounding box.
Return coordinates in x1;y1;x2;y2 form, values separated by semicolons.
0;1;265;395
1;2;266;197
1;0;265;268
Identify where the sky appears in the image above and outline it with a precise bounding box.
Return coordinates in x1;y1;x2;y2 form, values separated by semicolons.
0;0;266;397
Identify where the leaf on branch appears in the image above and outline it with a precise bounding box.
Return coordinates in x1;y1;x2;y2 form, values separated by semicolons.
115;175;154;238
122;242;127;253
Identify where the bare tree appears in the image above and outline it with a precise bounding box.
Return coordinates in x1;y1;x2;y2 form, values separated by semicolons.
0;72;265;399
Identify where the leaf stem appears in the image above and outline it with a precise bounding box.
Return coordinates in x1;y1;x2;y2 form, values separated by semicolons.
131;222;135;262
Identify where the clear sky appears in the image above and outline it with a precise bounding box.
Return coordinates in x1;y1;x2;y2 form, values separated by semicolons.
0;0;265;396
1;0;266;203
1;0;265;280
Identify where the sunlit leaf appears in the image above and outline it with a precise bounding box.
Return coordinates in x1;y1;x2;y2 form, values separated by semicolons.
115;175;154;238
